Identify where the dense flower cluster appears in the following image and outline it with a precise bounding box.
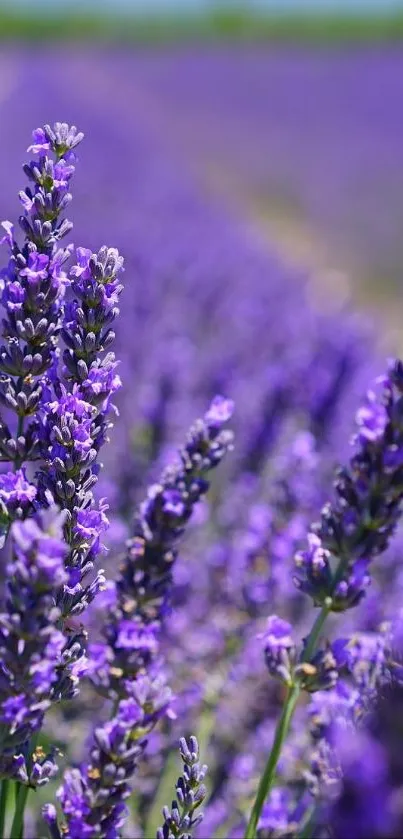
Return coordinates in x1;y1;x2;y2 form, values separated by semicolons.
0;509;67;786
244;367;403;839
48;398;233;837
0;122;129;827
0;123;80;473
38;241;124;620
295;363;403;611
0;100;402;839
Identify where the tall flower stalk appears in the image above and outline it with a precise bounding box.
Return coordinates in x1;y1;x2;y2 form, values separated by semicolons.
0;124;81;473
0;122;82;836
0;123;124;838
245;362;403;838
156;736;208;839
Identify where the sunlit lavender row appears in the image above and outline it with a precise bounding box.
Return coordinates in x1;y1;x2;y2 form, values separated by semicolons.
126;47;403;298
0;47;402;839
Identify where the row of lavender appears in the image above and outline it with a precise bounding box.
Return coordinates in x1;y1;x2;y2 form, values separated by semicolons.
0;49;402;838
126;47;403;297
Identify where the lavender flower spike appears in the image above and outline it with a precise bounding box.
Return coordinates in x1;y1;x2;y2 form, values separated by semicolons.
295;362;403;611
245;360;403;839
117;394;234;626
0;508;69;787
38;243;124;622
34;243;124;707
0;122;82;469
93;395;234;702
156;736;208;839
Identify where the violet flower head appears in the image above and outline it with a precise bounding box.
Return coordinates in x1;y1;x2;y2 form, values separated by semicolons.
303;626;390;811
0;123;125;737
332;630;389;697
45;697;144;839
0;507;69;786
119;396;234;619
94;396;234;701
295;362;403;611
261;615;337;693
0;469;37;542
0;122;81;469
260;616;296;687
19;122;82;251
45;685;171;839
38;240;124;623
156;736;208;839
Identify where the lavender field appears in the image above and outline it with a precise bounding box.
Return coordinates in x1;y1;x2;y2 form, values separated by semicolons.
0;44;403;839
129;47;403;319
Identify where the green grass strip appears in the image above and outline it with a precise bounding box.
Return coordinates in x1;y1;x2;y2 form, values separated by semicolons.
1;8;403;44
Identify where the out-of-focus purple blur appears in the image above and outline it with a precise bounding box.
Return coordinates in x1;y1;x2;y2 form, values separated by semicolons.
2;32;403;839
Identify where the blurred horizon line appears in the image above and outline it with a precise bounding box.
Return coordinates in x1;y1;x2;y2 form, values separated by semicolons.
2;1;403;42
2;0;403;11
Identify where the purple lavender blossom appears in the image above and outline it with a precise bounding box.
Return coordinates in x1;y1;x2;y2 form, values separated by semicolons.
97;397;234;699
261;614;337;693
0;469;36;540
257;788;311;839
0;508;68;786
0;123;81;471
0;469;36;507
156;736;208;839
37;240;124;622
44;690;164;839
260;616;295;687
0;124;125;835
0;121;123;637
50;400;233;837
0;63;399;839
295;363;403;611
49;698;143;839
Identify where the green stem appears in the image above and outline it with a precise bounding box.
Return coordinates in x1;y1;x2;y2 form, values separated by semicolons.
243;600;332;839
9;782;30;839
298;806;316;839
10;731;38;839
244;684;300;839
0;779;10;838
301;600;332;662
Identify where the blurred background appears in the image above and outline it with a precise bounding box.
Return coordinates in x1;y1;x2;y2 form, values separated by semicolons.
2;4;403;835
1;0;403;345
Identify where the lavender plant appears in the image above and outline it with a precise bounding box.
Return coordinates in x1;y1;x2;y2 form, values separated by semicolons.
0;122;127;837
0;91;402;839
245;363;403;838
156;736;208;839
